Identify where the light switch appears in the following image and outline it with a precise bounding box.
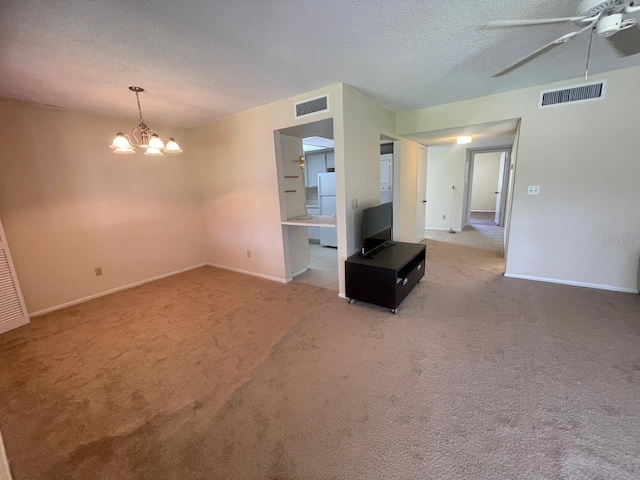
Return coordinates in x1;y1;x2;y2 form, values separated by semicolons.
527;185;540;195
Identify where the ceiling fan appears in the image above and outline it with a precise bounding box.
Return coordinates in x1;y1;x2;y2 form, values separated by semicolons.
487;0;640;77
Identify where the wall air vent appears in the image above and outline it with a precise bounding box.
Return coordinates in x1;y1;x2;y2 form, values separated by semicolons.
294;95;329;118
540;81;605;108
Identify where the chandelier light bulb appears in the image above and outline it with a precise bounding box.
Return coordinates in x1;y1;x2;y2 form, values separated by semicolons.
110;132;132;150
114;147;135;154
144;147;164;156
164;138;183;153
148;134;165;149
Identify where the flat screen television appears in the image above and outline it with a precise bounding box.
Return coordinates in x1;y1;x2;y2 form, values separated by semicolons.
361;202;393;257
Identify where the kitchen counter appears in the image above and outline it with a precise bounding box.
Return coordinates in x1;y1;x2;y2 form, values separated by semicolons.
281;215;336;228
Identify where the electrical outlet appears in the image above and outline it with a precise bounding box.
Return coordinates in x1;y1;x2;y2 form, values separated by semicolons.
442;214;446;220
94;267;103;276
247;250;251;258
527;185;541;195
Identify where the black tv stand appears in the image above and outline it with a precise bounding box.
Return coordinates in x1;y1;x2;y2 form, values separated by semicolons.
346;242;426;314
361;242;396;259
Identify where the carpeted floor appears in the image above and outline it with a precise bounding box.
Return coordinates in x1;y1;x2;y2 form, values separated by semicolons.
0;238;639;479
423;212;505;256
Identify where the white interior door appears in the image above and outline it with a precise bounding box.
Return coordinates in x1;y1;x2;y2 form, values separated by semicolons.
415;147;427;242
0;218;29;335
494;152;507;226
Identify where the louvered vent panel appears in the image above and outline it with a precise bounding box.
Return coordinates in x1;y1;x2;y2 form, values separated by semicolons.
0;249;24;325
540;82;604;107
295;95;329;118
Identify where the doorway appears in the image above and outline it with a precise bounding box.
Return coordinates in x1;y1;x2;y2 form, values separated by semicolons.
463;148;511;229
421;141;516;260
460;147;512;257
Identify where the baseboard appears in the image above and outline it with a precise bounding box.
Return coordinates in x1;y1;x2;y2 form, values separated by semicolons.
288;267;309;282
504;273;639;294
425;227;458;232
206;263;287;284
29;264;208;317
0;428;12;480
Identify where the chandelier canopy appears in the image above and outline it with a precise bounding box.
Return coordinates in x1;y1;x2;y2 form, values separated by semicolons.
110;86;182;155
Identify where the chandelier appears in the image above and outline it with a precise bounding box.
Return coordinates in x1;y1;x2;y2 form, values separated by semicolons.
110;86;183;155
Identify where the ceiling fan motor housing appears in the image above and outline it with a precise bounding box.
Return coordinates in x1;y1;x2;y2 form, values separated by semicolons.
597;13;624;35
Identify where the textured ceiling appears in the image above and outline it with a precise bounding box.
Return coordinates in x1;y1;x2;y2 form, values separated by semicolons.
1;1;640;128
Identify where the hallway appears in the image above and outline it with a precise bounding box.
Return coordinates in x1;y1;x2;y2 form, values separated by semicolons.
423;212;505;257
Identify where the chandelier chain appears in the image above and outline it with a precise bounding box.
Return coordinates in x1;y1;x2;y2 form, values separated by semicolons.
135;91;145;125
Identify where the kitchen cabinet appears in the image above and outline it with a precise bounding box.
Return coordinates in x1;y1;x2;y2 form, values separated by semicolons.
380;153;392;185
305;153;326;187
304;150;335;186
326;151;335;169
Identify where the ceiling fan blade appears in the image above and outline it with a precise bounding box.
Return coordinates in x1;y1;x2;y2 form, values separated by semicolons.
485;17;587;28
493;24;594;77
607;25;640;56
493;43;565;77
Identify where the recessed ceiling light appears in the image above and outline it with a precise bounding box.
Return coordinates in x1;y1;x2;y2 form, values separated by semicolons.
456;136;472;145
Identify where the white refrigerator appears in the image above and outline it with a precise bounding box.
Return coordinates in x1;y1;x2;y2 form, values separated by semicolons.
318;172;337;247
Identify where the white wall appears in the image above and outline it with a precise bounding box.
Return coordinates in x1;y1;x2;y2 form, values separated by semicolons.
471;152;501;212
0;100;206;314
424;145;466;231
398;66;640;293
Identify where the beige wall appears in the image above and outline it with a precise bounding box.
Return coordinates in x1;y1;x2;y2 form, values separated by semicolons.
393;139;422;242
189;84;403;297
341;86;397;254
471;152;502;212
0;100;206;314
189;85;344;286
424;145;466;231
340;88;423;282
398;66;640;293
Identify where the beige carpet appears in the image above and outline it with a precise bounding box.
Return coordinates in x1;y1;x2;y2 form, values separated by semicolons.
423;211;505;256
1;239;639;479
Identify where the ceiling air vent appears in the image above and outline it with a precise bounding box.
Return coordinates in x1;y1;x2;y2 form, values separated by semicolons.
295;95;329;118
540;82;605;108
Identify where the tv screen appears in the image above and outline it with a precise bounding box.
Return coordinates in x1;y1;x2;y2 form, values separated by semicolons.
361;202;393;256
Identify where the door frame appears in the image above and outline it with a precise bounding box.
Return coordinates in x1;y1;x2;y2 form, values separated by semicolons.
414;146;427;242
463;146;513;229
